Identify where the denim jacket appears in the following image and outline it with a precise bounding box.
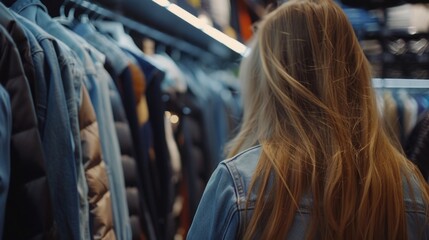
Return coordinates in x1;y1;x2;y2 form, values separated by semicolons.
11;2;131;238
188;145;429;239
11;14;82;240
0;5;55;239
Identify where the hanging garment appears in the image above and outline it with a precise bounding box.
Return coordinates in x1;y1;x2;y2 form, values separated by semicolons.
0;18;53;239
162;92;205;230
237;0;253;42
108;73;154;240
399;90;419;140
79;85;116;240
204;0;231;30
15;16;49;137
95;30;176;238
146;53;185;192
406;111;429;181
14;2;132;236
164;113;182;200
208;71;243;138
175;62;218;194
73;22;160;239
87;32;151;239
125;51;174;240
150;53;188;94
83;44;132;240
383;91;402;146
0;85;11;238
12;14;86;240
181;61;230;168
12;6;116;239
229;0;242;41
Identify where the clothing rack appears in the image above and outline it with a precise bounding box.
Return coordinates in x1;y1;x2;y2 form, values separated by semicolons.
63;0;243;64
373;78;429;88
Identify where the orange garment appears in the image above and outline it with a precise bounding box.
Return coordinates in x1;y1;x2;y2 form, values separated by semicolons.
238;0;253;42
128;63;149;125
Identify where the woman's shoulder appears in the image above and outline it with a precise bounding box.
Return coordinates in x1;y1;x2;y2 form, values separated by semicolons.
402;170;428;214
220;145;262;209
402;169;429;239
222;145;262;177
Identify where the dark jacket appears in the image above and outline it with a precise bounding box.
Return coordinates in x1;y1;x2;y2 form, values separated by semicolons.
0;81;11;238
12;2;116;238
11;1;130;238
406;111;429;181
108;72;154;240
74;22;160;239
11;14;83;240
0;4;55;240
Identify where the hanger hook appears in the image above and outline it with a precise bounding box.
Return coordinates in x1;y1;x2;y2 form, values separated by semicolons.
60;0;71;18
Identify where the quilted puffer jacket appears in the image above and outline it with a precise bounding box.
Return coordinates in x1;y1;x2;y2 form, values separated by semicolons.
0;5;55;239
109;76;153;240
79;85;116;240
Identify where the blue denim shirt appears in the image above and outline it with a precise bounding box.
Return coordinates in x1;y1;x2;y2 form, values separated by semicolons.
16;17;49;136
188;145;429;239
0;84;11;238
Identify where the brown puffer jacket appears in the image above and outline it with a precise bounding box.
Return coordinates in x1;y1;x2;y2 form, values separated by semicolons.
79;85;116;240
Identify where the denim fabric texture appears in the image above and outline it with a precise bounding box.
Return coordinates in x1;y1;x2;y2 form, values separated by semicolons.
0;5;56;239
73;22;129;77
188;145;429;239
17;19;48;136
11;14;81;240
0;85;11;238
11;1;132;238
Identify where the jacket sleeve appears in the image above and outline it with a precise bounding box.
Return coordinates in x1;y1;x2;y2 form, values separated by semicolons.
0;25;53;239
0;85;11;238
187;163;240;240
79;85;116;240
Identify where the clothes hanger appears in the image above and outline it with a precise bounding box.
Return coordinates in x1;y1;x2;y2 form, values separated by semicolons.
56;0;79;28
78;2;93;23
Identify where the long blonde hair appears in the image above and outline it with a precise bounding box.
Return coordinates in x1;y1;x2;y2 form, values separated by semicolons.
227;0;429;239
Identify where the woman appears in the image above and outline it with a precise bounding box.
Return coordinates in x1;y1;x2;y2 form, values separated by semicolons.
187;0;429;239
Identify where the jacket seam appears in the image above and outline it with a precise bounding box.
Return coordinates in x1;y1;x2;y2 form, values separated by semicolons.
223;145;261;164
222;206;239;240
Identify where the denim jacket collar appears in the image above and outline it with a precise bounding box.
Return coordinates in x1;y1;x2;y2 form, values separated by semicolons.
10;0;47;15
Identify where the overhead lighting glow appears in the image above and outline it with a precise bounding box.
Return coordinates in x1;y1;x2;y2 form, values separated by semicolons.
202;26;247;55
167;4;203;29
152;0;248;56
152;0;170;7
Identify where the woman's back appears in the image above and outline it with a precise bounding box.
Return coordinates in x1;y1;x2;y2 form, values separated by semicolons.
188;145;429;239
188;0;429;239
